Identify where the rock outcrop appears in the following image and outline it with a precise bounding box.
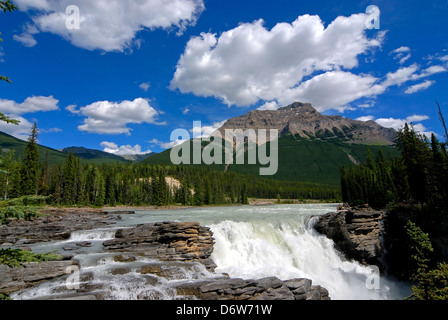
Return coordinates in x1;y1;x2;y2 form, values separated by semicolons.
313;204;384;268
176;276;330;300
219;102;397;145
0;208;121;245
103;222;216;271
0;259;79;296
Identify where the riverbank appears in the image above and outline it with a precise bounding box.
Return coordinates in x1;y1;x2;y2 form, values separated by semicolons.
39;198;337;212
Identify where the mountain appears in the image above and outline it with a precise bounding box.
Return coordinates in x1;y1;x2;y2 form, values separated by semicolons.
219;102;397;145
0;131;68;164
146;102;399;185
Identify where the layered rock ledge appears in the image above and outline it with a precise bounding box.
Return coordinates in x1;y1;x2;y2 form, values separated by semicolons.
103;222;217;271
0;259;79;296
176;277;330;300
0;208;123;245
313;204;384;268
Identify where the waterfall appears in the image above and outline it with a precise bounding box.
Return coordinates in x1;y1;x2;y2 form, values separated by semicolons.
208;214;409;300
9;204;410;300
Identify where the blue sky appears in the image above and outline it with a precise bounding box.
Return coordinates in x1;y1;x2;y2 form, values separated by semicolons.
0;0;447;155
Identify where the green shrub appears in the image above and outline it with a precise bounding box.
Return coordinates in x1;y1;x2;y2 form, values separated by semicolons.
405;221;448;300
0;206;40;225
1;195;50;207
0;249;61;268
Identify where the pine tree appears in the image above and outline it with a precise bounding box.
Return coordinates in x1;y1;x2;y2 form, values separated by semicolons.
21;123;40;195
37;151;49;196
62;150;75;204
9;158;21;199
157;172;168;206
240;184;248;204
0;150;16;200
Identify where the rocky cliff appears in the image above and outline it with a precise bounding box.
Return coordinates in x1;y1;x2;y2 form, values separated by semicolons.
313;204;385;269
219;102;397;145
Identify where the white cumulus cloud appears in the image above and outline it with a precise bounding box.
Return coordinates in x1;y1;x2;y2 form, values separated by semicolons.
100;141;151;155
0;95;59;114
77;98;163;135
170;13;385;109
0;115;34;140
360;114;433;138
14;0;205;52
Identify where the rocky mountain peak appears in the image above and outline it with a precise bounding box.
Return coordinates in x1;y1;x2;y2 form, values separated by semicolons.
219;102;397;145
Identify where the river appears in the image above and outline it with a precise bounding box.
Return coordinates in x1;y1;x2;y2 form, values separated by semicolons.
11;203;411;300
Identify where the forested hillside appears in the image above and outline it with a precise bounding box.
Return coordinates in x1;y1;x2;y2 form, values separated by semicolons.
0;127;340;206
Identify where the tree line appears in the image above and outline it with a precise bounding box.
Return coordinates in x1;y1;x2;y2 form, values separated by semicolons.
0;124;340;207
340;123;448;209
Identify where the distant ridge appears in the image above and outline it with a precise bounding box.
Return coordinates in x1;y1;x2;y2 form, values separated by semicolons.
62;147;155;163
62;147;127;162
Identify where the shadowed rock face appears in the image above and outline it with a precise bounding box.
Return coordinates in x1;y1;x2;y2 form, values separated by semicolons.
219;102;397;145
313;204;385;269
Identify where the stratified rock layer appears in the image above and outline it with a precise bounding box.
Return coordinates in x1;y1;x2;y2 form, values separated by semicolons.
0;208;122;245
219;102;397;145
176;276;330;300
313;204;384;268
103;222;216;271
0;260;79;295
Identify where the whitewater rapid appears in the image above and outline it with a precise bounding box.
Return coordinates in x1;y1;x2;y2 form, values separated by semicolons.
11;204;411;300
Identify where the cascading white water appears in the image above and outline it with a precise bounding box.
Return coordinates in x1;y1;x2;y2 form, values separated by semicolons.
69;229;117;241
208;212;410;300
